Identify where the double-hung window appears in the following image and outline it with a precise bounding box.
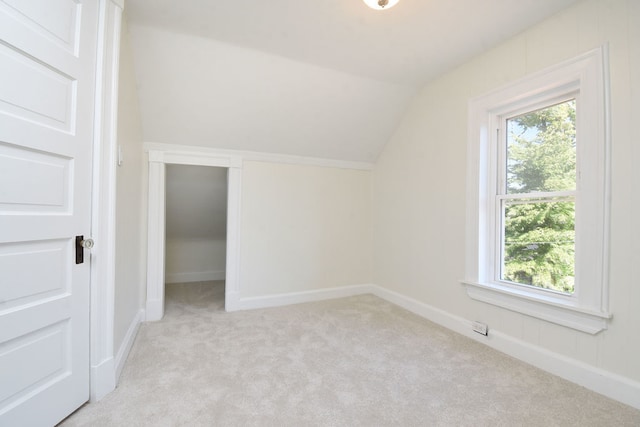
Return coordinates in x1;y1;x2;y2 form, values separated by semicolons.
464;47;610;334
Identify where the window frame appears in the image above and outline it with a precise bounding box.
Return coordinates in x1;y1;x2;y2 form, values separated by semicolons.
464;47;611;334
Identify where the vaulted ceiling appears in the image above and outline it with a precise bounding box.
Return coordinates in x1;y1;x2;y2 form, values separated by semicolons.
125;0;580;162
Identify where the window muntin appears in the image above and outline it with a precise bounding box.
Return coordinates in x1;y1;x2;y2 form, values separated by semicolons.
497;100;577;294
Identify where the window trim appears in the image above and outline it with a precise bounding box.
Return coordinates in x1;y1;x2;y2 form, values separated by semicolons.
463;47;611;334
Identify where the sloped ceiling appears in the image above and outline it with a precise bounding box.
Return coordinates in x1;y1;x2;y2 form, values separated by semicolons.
125;0;579;162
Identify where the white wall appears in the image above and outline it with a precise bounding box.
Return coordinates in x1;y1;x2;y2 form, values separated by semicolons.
239;161;372;297
113;19;146;353
373;0;640;385
165;238;226;283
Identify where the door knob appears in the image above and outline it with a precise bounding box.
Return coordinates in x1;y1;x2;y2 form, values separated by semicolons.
80;238;94;249
75;235;94;264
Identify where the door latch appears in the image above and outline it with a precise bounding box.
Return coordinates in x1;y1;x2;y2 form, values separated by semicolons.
75;235;94;264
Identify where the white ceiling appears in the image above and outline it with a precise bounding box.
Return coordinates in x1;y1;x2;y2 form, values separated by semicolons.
124;0;580;162
125;0;579;86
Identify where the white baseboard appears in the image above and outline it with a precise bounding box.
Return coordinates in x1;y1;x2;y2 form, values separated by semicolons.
236;284;375;311
230;282;640;410
370;285;640;411
165;270;225;284
91;309;145;402
90;357;115;402
115;309;145;383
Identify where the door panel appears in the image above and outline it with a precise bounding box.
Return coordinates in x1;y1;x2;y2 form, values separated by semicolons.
0;144;71;213
0;0;98;425
0;239;69;308
0;321;69;403
0;0;81;55
0;42;76;131
1;0;81;53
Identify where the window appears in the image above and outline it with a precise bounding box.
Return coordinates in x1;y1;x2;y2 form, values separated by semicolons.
501;99;577;293
464;47;610;334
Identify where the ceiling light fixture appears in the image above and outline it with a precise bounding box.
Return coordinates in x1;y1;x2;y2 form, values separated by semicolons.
362;0;400;10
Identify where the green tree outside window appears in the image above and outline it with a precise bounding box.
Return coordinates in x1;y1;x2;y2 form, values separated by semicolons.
502;100;576;293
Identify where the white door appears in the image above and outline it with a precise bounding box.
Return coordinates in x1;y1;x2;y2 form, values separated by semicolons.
0;0;98;425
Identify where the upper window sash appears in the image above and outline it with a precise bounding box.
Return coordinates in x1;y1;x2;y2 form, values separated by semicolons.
497;94;578;196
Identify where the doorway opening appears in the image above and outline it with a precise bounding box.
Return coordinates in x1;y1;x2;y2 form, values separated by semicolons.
165;164;227;311
146;149;242;321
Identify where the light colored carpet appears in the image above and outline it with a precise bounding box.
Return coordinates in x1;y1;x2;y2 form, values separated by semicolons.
61;281;640;426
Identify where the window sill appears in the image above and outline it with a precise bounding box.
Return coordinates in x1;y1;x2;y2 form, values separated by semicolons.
462;280;611;334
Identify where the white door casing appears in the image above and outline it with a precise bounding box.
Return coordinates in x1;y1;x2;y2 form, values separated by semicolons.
146;149;243;320
90;0;124;402
0;0;98;425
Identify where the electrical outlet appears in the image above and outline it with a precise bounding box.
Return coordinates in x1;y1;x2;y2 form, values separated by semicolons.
472;321;488;336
